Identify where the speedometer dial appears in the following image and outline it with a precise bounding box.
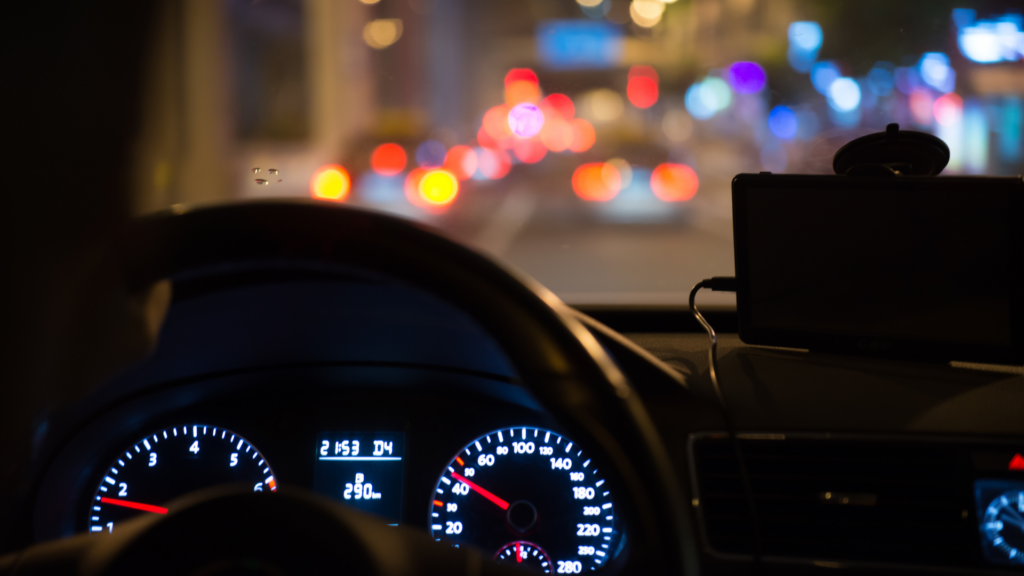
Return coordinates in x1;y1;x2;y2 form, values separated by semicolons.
430;427;622;573
87;424;276;534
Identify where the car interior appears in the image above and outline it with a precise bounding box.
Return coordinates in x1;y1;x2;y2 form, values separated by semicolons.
2;1;1023;575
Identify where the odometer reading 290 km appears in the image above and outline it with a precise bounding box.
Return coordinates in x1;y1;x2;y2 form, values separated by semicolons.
430;427;622;573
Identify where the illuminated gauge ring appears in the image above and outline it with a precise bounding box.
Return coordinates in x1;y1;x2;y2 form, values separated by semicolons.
87;425;276;534
429;427;622;572
982;490;1024;564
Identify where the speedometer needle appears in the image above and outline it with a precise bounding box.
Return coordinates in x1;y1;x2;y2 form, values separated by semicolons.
451;472;509;510
100;497;168;515
516;542;523;563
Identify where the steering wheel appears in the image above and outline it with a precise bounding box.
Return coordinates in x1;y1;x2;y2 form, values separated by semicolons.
2;202;697;575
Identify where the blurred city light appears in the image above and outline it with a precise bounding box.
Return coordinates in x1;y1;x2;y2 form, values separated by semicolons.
810;61;840;95
607;158;633;189
956;13;1024;63
363;19;403;50
444;146;478;180
866;63;895;96
585;88;625;123
726;62;767;94
310;165;351;202
661;109;693;142
506;81;542;105
404;168;428;204
650;163;698;202
919;52;956;93
536;20;623;70
787;21;822;72
508;103;545;138
964;100;989;173
909;88;935;126
540;115;574;152
483;105;514;143
475;148;512;180
513;138;548;163
997;98;1022;162
358;0;380;4
505;68;539;87
569;118;596;152
685;77;732;120
767;105;798;139
415;140;447;167
827;77;861;112
418;169;459;206
580;0;612;19
627;66;659;108
370;143;407;176
933;93;963;127
543;93;575;119
573;162;622;202
630;0;665;28
894;66;922;95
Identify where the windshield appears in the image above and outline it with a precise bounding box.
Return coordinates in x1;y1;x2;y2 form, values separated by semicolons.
134;0;1024;306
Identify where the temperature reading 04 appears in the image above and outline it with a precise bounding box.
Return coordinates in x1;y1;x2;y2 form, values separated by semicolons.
313;432;405;523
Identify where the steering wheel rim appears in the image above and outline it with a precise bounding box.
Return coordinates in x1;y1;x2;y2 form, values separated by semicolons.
115;200;696;574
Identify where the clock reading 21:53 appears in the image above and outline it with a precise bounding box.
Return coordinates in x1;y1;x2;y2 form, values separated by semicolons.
312;432;406;523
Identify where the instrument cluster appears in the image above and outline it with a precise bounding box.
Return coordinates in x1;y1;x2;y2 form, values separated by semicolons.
35;366;629;574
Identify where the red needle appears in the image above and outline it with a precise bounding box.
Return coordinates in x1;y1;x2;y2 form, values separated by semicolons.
516;542;523;563
450;472;509;510
100;497;168;515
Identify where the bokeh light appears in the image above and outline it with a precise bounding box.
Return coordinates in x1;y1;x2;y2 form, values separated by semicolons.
310;164;351;202
650;163;698;202
909;88;935;126
767;105;798;140
867;63;895;96
363;19;403;50
827;77;861;112
404;168;428;204
370;143;407;176
788;21;823;52
540;115;574;152
418;169;459;206
627;66;660;109
568;118;597;152
508;103;546;138
918;52;955;93
513;138;548;163
726;62;767;94
810;61;840;95
662;109;693;142
504;68;539;87
957;15;1024;64
579;0;611;19
444;145;478;180
573;162;622;202
630;0;665;28
606;158;633;189
476;148;512;180
543;93;575;119
933;93;963;127
506;81;542;105
684;77;732;120
585;88;625;123
415;140;447;167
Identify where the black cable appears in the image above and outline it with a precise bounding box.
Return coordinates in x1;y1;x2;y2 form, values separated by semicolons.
689;277;762;564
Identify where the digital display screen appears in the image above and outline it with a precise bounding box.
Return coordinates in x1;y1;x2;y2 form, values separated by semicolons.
744;187;1014;346
313;432;405;523
975;479;1024;566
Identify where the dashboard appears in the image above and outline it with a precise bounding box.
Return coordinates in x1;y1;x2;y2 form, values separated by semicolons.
31;268;630;574
17;216;1024;575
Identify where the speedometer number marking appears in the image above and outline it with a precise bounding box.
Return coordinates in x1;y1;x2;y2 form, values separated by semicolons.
429;427;621;571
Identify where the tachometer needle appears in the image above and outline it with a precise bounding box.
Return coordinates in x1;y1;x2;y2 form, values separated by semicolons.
516;542;523;563
100;497;168;515
451;472;509;510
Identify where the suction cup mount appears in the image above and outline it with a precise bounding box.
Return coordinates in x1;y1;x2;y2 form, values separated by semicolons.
833;123;950;176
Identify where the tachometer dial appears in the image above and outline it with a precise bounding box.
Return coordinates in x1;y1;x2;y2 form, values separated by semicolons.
429;427;622;572
87;425;276;534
